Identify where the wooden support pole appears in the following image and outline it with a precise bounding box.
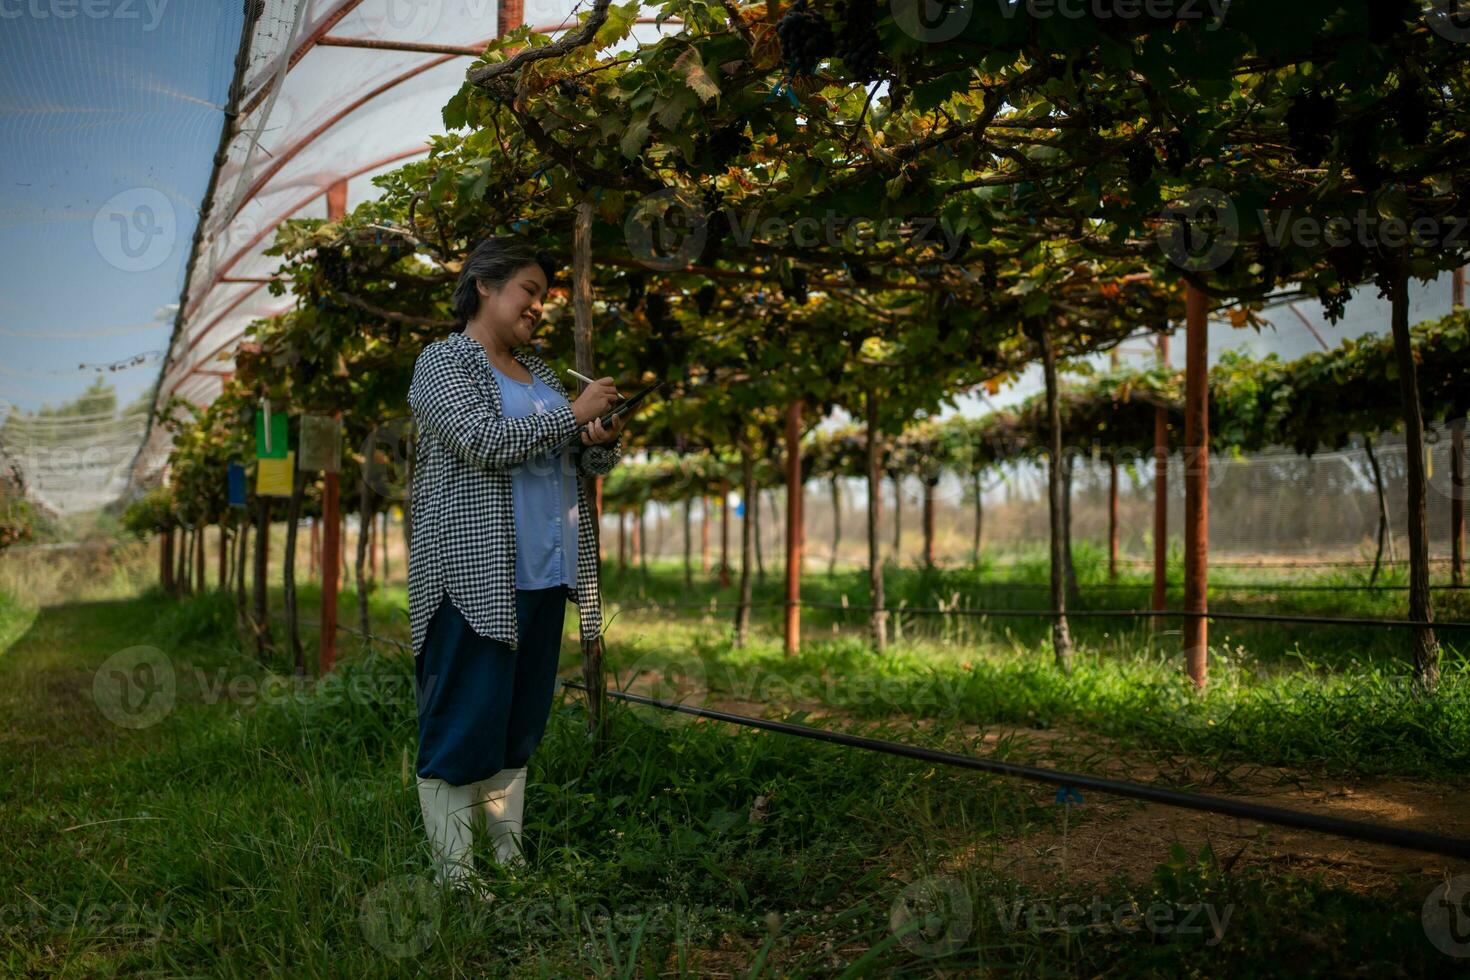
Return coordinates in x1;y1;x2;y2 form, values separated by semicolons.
1391;262;1441;689
317;178;348;674
922;478;937;568
701;495;711;572
1452;268;1465;589
218;525;228;590
1182;286;1208;689
1152;329;1170;627
572;199;605;742
784;400;803;655
160;528;174;595
1453;419;1465;589
719;480;732;587
865;388;886;652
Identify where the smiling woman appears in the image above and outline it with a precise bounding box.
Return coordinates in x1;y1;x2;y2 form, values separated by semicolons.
405;233;629;893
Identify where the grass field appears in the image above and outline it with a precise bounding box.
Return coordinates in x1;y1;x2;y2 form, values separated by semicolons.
1;547;1467;976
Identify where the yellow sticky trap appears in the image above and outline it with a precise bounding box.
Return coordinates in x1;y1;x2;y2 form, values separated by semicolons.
256;452;296;497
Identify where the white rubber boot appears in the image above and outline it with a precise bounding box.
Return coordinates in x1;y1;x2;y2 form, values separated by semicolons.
472;767;528;869
415;776;478;888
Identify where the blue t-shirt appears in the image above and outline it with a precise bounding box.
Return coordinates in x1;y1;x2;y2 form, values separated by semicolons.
489;364;578;591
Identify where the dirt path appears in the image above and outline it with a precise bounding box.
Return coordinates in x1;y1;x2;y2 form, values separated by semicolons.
575;664;1470;895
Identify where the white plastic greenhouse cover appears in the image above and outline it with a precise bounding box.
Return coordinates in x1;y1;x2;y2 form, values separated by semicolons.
132;0;679;487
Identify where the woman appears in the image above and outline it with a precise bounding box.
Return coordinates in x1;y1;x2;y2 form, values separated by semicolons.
407;235;626;891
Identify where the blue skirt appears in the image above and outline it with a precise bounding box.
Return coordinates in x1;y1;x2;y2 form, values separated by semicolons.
414;587;569;785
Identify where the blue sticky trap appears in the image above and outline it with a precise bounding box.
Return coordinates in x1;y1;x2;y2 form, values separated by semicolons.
227;462;247;507
1054;786;1083;806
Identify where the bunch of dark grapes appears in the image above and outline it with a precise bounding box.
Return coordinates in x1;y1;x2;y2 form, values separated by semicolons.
696;283;718;316
699;186;729;265
1366;0;1417;41
1284;91;1337;166
1345;119;1385;189
694;125;752;173
625;272;647;311
777;0;835;79
784;268;810;305
1162;131;1191;176
556;77;591;98
1328;242;1368;286
835;0;882;83
644;292;670;334
846;260;874;285
1124;141;1154;187
1388;81;1431;147
317;247;347;289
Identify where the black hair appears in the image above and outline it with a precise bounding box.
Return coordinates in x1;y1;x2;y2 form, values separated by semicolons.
452;234;559;324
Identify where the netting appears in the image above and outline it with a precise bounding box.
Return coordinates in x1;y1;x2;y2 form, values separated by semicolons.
611;423;1467;573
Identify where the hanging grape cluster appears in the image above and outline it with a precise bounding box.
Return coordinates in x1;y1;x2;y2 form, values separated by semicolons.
692;124;753;174
783;267;810;305
835;0;882;83
1284;91;1337;166
1162;131;1191;176
1124;141;1154;187
556;77;591;98
696;284;718;316
777;0;835;79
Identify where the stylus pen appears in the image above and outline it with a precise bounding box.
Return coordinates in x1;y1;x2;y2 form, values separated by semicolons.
567;369;597;386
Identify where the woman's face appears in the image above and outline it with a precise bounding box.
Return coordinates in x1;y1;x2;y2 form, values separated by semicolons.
477;263;548;347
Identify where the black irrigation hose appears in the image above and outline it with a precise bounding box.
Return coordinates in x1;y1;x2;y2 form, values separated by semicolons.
278;617;1470;859
1113;557;1455;568
796;601;1470;631
563;680;1470;862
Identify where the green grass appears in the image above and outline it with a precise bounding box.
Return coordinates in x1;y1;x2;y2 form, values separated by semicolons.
0;557;1463;975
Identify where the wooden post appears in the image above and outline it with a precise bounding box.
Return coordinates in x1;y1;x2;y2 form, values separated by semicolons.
1390;261;1441;689
498;0;523;36
1153;329;1170;627
865;388;886;651
1037;323;1073;671
218;525;228;590
618;511;627;571
784;400;803;654
922;478;936;568
1453;419;1465;588
194;525;205;593
734;447;756;646
318;179;348;674
253;498;273;660
368;506;377;581
381;510;390;583
160;528;174;595
1182;285;1208;689
1452;269;1465;589
309;517;319;578
701;495;712;572
719;480;732;587
683;498;693;587
1108;460;1120;582
572;200;606;741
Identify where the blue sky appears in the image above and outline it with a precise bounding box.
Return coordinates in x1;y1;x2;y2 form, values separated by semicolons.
0;0;244;415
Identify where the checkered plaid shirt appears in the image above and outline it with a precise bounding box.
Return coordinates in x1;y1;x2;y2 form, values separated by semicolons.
407;331;620;656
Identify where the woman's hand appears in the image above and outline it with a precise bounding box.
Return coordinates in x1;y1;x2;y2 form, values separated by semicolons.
571;377;620;425
580;413;624;446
